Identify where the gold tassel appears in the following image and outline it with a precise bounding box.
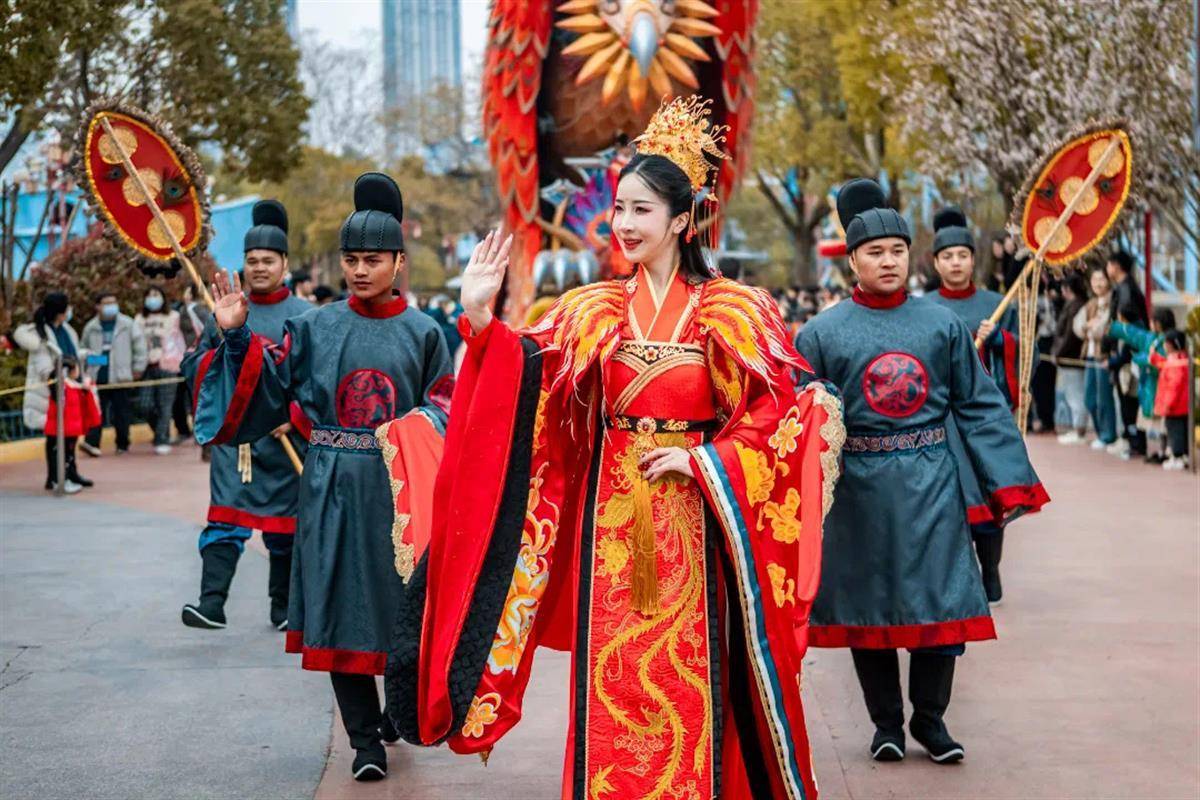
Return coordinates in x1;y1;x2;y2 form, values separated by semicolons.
629;473;660;616
238;443;252;483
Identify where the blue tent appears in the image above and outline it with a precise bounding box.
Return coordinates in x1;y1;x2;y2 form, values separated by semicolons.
207;195;258;272
8;189;90;273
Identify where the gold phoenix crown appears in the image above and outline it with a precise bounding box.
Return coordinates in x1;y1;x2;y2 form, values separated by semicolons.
633;95;729;199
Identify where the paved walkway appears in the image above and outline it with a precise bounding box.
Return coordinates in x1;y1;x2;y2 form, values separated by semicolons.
1;436;1197;799
0;443;330;800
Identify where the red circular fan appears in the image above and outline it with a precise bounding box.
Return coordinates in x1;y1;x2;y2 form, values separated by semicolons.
1017;125;1132;267
78;102;209;264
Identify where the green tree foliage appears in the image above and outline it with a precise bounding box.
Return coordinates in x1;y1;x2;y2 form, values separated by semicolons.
219;145;498;293
0;0;309;182
751;0;913;284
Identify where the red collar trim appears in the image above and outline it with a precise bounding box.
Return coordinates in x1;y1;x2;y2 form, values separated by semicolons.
852;286;908;309
349;292;408;318
249;287;290;305
938;283;976;300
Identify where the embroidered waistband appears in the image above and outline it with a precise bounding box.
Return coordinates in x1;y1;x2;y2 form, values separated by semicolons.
309;427;380;451
844;425;946;454
604;414;718;434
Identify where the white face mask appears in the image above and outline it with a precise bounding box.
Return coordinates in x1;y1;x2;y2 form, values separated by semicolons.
64;307;73;323
144;295;164;312
101;303;119;319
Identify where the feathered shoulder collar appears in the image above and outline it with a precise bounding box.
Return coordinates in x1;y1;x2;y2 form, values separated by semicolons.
696;278;811;386
521;280;626;391
521;277;811;392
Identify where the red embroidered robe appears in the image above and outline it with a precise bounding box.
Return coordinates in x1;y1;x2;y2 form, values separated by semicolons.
386;268;845;800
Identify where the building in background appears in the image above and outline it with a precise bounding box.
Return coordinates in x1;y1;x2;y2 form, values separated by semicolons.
382;0;462;159
284;0;299;39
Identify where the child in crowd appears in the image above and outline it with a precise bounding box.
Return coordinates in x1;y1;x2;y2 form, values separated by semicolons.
1108;307;1177;463
1151;330;1191;470
44;355;102;486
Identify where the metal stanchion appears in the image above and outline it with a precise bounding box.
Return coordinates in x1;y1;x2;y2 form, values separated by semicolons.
54;356;65;497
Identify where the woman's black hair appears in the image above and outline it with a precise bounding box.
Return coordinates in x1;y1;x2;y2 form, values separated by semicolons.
1152;307;1176;332
33;291;69;341
617;153;713;283
1063;272;1088;299
143;282;168;313
1164;329;1186;351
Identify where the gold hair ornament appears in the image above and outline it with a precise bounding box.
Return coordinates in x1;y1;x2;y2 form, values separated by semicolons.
632;95;729;244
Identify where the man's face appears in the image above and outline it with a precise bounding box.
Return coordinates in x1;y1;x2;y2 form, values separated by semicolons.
1104;259;1124;284
341;251;403;301
243;249;287;293
934;246;974;290
849;237;910;295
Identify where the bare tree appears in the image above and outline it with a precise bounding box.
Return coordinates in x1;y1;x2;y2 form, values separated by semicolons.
298;29;384;160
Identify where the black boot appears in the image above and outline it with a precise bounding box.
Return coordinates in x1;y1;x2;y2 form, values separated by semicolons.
851;648;906;761
181;543;241;629
379;714;400;744
268;551;291;631
331;672;387;780
909;652;964;763
973;529;1004;603
65;442;93;488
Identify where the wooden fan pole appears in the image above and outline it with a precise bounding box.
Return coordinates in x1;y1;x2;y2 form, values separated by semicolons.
99;116;215;311
975;136;1123;348
100;116;302;474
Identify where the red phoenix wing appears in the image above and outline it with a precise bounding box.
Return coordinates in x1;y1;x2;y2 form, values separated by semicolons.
711;0;757;210
482;0;553;316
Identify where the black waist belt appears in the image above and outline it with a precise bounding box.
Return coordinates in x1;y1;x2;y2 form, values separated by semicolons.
844;424;946;454
604;414;719;434
309;426;380;451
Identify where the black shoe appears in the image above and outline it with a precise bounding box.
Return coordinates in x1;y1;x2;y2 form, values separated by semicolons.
910;717;964;763
268;551;291;631
181;603;227;629
352;744;387;781
870;727;905;761
67;472;94;488
909;652;963;763
379;715;400;744
181;543;241;630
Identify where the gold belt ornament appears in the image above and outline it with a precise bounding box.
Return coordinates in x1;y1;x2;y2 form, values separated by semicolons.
605;414;718;434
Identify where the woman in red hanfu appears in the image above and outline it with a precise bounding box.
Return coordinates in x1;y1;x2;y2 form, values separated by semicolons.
386;97;845;800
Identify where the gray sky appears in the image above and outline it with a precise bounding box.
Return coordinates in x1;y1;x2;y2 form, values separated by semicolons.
297;0;491;74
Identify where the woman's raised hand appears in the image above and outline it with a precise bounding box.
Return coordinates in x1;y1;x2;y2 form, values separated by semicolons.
210;270;249;331
460;229;512;333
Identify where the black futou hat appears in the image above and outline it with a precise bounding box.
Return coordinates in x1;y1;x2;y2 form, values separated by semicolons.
243;200;289;254
837;178;910;253
340;172;405;252
932;205;975;255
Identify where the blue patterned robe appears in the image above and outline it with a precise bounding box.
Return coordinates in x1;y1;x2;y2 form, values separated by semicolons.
193;294;452;673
